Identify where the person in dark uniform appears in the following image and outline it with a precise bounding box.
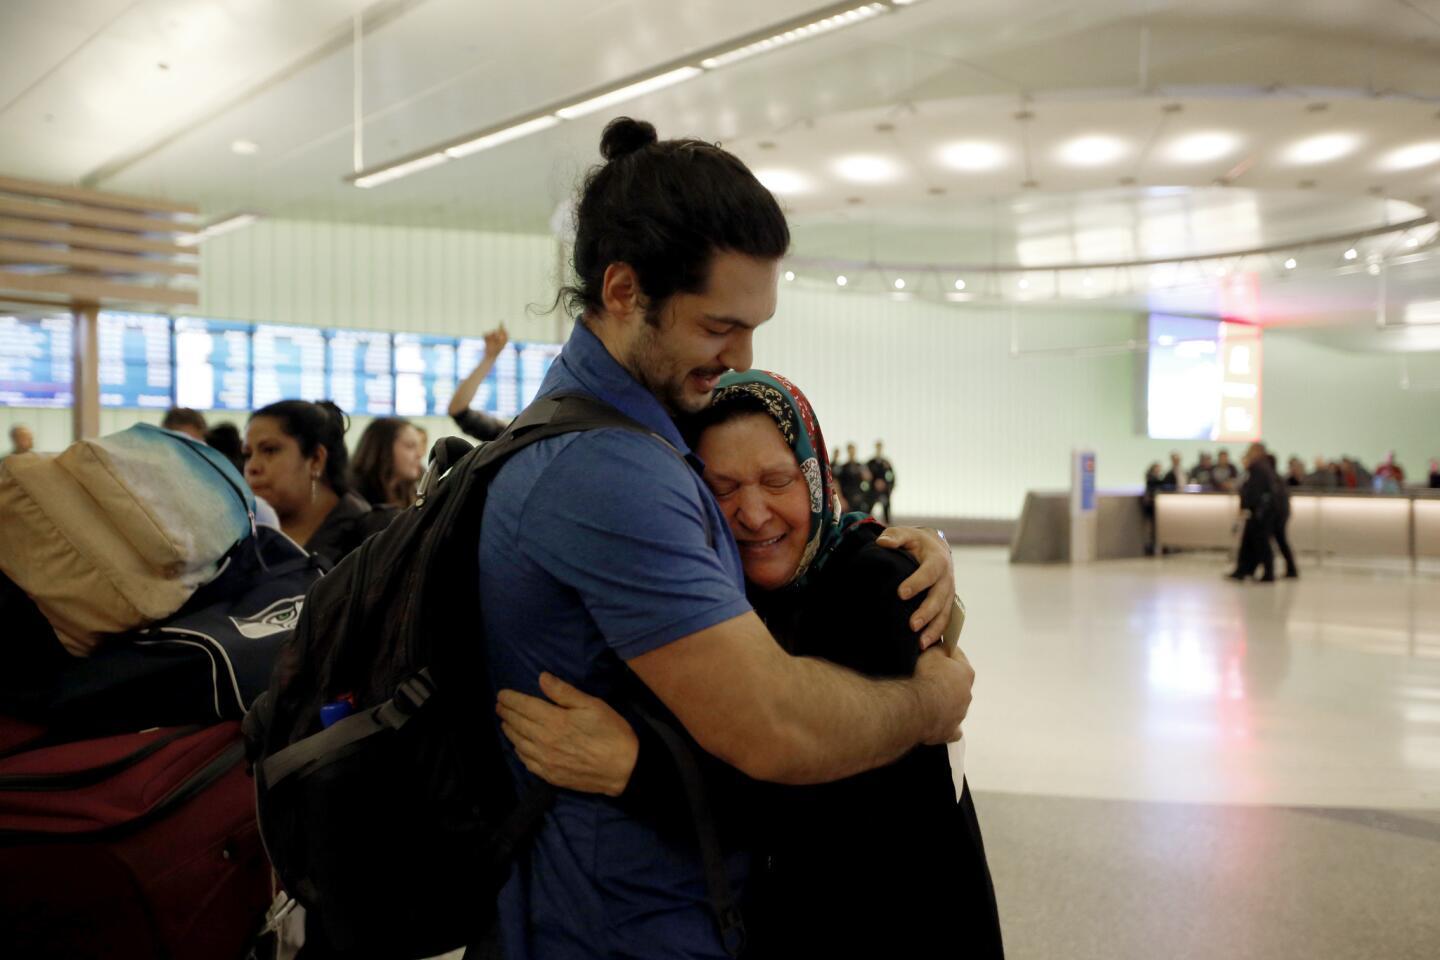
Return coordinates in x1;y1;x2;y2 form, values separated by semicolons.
835;442;872;516
1267;453;1299;578
1228;442;1278;582
447;326;511;441
495;371;1003;960
1160;451;1184;490
866;440;896;524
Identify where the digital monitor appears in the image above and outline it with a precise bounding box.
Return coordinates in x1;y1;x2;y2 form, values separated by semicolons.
394;333;459;417
174;317;252;411
98;312;172;408
0;314;73;408
455;338;519;417
516;342;562;410
327;329;394;416
1146;315;1262;441
252;323;327;409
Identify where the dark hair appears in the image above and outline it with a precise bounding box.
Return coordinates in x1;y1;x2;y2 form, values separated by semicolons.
204;422;245;474
351;417;418;509
250;400;351;496
162;407;208;433
561;116;790;324
681;391;772;448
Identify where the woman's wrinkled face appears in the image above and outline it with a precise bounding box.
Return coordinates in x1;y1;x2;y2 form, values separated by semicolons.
697;414;812;591
243;416;314;516
392;424;424;483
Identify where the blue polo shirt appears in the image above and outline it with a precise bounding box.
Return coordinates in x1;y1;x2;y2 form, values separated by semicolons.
479;321;752;960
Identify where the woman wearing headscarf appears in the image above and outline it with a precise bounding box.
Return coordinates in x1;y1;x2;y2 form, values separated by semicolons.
497;370;1003;959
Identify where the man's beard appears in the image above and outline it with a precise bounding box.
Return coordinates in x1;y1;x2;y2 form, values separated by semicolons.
624;329;719;417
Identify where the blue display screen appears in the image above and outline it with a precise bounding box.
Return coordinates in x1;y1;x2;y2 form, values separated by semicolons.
0;314;74;408
393;333;459;417
327;329;394;416
174;316;252;411
252;323;327;408
99;312;172;408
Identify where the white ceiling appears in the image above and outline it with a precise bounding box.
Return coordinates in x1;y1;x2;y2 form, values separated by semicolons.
6;0;1440;333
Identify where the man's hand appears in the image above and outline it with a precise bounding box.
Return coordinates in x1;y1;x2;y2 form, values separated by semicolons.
496;672;639;797
876;526;955;649
483;326;510;360
913;644;974;745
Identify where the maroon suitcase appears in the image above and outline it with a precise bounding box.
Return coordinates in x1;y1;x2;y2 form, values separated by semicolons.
0;719;273;959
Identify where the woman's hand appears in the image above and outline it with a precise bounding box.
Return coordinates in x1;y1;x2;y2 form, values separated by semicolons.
496;672;639;798
483;326;509;360
875;526;956;650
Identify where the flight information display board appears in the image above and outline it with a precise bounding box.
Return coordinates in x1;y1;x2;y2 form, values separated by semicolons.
517;342;562;409
174;317;252;411
0;315;74;408
393;333;459;417
252;323;326;409
99;312;172;408
327;329;394;416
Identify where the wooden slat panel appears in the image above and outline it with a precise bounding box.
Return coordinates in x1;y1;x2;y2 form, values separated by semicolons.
0;196;196;237
0;175;198;216
0;269;197;306
0;241;197;277
0;218;189;256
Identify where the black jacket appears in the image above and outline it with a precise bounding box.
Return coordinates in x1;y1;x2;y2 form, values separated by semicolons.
305;492;397;567
1240;461;1279;524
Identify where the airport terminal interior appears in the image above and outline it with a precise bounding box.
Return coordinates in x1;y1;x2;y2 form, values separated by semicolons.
1;1;1438;958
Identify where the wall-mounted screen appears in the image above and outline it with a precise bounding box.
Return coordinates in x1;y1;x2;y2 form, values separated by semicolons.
517;342;562;410
1146;314;1262;441
394;333;459;417
174;316;251;411
455;338;514;417
253;323;326;409
0;315;73;408
327;329;394;416
99;312;172;408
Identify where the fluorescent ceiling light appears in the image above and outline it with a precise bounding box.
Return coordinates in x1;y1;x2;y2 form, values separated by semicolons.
1380;142;1440;171
446;116;561;158
1163;131;1240;164
936;140;1006;172
755;168;815;195
833;154;901;183
177;213;259;246
555;67;702;120
1283;133;1359;165
893;278;905;289
1057;135;1128;167
700;3;887;69
355;153;448;188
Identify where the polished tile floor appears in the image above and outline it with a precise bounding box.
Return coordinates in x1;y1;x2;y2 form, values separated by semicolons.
960;548;1440;960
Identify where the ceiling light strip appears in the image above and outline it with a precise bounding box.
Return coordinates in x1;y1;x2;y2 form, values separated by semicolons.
348;0;910;188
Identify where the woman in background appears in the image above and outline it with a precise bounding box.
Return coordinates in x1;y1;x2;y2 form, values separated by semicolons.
351;416;425;510
243;400;395;565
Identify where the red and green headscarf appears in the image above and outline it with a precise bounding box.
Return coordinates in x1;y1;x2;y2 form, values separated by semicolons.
706;370;875;589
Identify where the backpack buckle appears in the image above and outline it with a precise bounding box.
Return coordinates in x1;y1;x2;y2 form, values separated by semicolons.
393;671;436;715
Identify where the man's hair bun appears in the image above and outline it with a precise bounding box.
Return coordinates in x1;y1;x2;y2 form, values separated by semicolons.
600;117;658;161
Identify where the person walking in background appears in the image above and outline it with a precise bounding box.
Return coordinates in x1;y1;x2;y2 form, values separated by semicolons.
867;439;896;524
351;416;426;509
1142;462;1164;556
1430;459;1440;489
1160;451;1184;490
835;443;872;516
160;407;208;441
3;424;33;462
1210;449;1239;492
1267;454;1298;579
1228;443;1278;583
448;325;511;441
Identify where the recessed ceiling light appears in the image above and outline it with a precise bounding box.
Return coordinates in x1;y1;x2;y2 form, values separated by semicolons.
754;168;814;195
1018;277;1031;289
893;278;905;290
954;278;966;290
1344;247;1358;260
784;270;796;281
231;139;259;155
1284;257;1297;269
1163;132;1240;164
1379;142;1440;172
936;140;1007;172
1406;236;1421;248
1283;133;1360;165
833;154;902;183
1082;275;1094;287
836;275;848;287
1056;135;1128;167
1368;263;1382;275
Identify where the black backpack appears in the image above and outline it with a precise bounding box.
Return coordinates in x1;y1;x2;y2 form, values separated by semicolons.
243;393;745;959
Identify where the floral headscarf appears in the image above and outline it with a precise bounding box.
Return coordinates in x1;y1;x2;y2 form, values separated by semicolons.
705;370;874;588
